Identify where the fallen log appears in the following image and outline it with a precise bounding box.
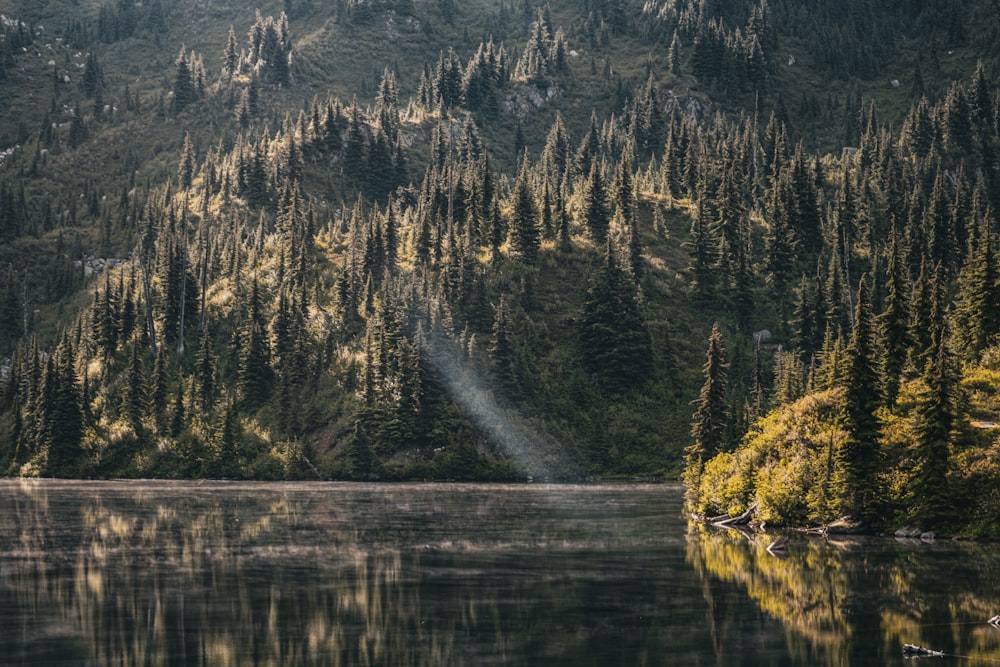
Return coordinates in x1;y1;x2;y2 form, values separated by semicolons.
712;503;757;527
902;643;945;658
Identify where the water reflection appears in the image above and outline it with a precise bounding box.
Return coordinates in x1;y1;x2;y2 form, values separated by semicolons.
686;522;1000;666
5;480;1000;666
0;481;689;666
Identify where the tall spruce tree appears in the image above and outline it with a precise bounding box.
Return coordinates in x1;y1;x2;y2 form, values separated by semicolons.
579;237;652;393
911;332;957;527
45;336;83;475
689;323;729;464
508;156;540;263
834;276;883;522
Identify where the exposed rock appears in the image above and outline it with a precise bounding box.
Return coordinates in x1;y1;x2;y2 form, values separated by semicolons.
503;83;561;118
894;525;922;538
662;90;713;121
74;254;127;277
825;516;864;534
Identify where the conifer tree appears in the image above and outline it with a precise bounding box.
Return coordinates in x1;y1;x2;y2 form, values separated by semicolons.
834;276;882;521
173;47;198;113
911;332;958;527
238;280;273;410
879;225;910;402
508;156;540;263
689;191;720;299
178;132;196;189
123;339;146;433
195;328;215;412
580;238;651;393
953;213;1000;361
582;161;610;243
490;294;518;395
167;378;186;438
668;29;681;76
689;323;729;464
223;25;240;78
45;336;83;475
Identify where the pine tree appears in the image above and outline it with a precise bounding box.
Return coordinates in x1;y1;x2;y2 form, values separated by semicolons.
763;171;798;297
689;323;729;464
834;276;882;522
238;280;273;410
195;328;215;412
879;225;910;403
911;331;958;527
173;47;198;113
490;293;518;395
223;25;240;78
689;191;720;299
178;132;196;189
123;339;146;433
45;336;83;475
668;29;681;76
508;156;540;263
582;161;610;242
579;236;652;393
953;213;1000;362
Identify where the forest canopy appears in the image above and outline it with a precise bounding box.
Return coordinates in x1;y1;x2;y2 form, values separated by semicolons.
0;0;998;533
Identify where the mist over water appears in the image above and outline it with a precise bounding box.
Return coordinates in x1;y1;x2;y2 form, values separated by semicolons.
1;480;999;666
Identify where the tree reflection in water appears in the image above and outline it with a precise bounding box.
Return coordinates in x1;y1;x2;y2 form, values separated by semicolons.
686;521;1000;666
5;480;1000;666
0;480;687;666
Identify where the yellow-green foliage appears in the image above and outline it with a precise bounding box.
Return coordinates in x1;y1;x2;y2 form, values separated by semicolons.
691;344;1000;532
692;389;846;524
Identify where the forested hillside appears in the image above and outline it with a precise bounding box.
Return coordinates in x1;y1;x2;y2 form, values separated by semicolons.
0;0;999;526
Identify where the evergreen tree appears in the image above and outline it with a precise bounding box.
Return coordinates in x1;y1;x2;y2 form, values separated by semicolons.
668;29;681;76
223;25;240;78
45;336;83;475
123;339;146;434
178;132;196;189
689;323;729;464
490;293;518;395
195;328;215;411
238;281;273;410
910;331;958;527
689;190;720;299
953;213;1000;361
834;276;882;522
173;47;198;113
582;161;610;242
508;156;540;263
879;225;910;402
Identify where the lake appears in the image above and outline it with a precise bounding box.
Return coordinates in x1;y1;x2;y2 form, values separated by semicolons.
1;480;999;665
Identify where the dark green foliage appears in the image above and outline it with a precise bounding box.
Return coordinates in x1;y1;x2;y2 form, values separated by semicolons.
508;157;540;263
237;280;273;411
123;339;146;433
489;293;518;395
195;328;215;412
879;225;910;402
579;239;652;394
688;323;729;464
44;337;84;475
582;161;610;243
910;335;958;527
834;277;882;520
247;11;292;85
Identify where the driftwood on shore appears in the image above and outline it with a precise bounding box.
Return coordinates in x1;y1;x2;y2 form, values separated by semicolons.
710;503;758;527
902;643;945;658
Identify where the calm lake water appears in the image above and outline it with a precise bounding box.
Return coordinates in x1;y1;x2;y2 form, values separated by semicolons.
1;480;999;666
